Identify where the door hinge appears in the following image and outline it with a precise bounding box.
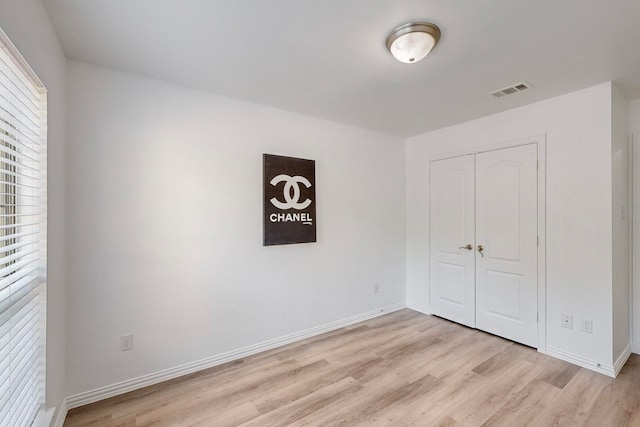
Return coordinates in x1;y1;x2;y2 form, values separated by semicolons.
537;312;539;322
537;161;539;170
537;236;539;246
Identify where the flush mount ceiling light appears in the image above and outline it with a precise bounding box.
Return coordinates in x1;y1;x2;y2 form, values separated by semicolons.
385;22;441;64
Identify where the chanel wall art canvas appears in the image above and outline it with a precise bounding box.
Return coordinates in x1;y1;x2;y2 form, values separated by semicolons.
263;154;316;246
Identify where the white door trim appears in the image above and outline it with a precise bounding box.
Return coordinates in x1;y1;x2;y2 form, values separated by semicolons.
632;132;640;354
537;136;547;353
426;134;547;352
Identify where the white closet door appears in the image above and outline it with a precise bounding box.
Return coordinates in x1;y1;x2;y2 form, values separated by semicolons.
475;144;538;347
429;155;476;328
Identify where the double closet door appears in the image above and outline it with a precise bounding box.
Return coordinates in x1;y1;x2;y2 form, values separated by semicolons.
429;144;538;347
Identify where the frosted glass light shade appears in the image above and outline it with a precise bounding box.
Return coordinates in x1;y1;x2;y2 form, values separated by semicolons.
386;22;441;64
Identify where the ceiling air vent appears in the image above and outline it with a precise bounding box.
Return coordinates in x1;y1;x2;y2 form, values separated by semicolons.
490;81;533;98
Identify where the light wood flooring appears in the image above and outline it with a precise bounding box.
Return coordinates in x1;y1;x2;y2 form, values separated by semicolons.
64;309;640;426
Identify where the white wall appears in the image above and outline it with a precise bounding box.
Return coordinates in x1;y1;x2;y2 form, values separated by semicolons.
406;83;615;367
0;0;68;417
65;61;406;396
611;84;630;362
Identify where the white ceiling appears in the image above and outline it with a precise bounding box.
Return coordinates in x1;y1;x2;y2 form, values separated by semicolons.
43;0;640;137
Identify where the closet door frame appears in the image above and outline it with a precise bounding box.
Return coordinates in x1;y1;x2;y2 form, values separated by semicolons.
632;132;640;354
426;134;547;352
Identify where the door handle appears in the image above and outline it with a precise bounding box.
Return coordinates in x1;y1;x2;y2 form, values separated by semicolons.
477;245;484;257
459;244;473;251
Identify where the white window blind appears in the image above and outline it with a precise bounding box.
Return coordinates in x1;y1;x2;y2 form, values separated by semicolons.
0;29;47;427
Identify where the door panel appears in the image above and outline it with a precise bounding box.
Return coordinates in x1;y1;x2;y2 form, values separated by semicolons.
429;155;475;328
475;144;538;347
485;270;523;320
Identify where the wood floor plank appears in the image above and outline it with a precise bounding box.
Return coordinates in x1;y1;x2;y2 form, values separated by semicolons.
431;416;466;427
64;309;640;427
285;372;408;427
238;377;363;427
147;401;259;427
264;325;371;363
132;358;303;425
389;370;488;426
541;368;610;426
292;324;426;367
322;354;391;384
534;358;582;389
346;373;444;425
388;327;478;382
449;359;545;426
480;379;563;426
582;355;640;427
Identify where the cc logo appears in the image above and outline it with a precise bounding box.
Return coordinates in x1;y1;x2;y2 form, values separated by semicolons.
270;174;312;210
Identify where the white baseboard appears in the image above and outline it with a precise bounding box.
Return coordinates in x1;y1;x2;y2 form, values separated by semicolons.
544;345;616;377
32;407;54;427
406;302;429;315
65;302;406;410
613;344;632;377
52;399;68;427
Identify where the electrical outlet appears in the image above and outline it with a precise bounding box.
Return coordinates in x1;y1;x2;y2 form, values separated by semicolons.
582;319;593;334
373;283;381;294
561;314;573;329
120;334;133;351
